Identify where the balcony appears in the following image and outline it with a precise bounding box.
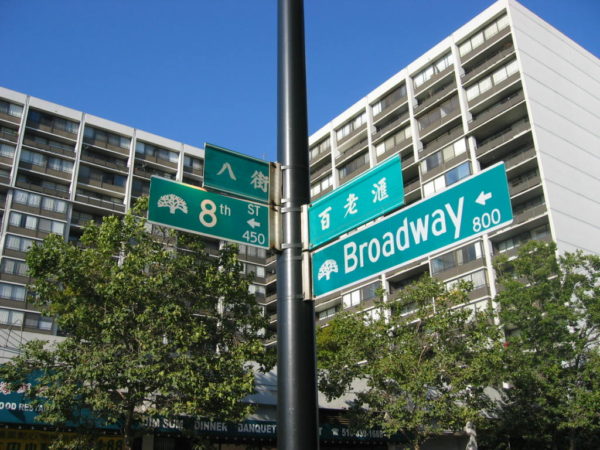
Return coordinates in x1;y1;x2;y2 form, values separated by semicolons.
0;128;18;143
420;126;464;158
509;173;541;197
469;91;525;131
467;72;521;108
0;111;21;125
22;136;76;158
418;111;462;143
27;121;77;141
512;203;547;226
310;162;332;182
475;119;531;158
18;162;72;181
503;147;536;171
413;65;455;96
83;136;130;157
74;193;126;213
460;25;511;65
462;43;515;85
15;179;70;199
335;122;367;147
372;93;408;122
414;83;458;116
372;111;410;142
80;152;128;173
336;137;368;165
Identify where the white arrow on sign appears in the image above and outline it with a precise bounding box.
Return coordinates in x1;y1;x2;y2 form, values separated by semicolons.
247;218;261;229
475;191;493;206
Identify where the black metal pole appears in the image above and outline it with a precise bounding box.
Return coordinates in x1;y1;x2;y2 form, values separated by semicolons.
276;0;319;449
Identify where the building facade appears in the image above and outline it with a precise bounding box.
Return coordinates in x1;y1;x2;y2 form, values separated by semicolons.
0;86;279;359
0;0;598;447
308;0;600;324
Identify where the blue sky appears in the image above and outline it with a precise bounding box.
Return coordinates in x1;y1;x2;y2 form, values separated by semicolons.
1;0;598;161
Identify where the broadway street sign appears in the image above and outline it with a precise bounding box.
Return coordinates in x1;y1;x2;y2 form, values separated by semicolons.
203;143;270;203
148;177;270;249
311;163;513;297
308;155;404;249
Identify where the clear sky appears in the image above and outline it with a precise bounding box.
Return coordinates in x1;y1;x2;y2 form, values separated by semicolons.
1;0;598;161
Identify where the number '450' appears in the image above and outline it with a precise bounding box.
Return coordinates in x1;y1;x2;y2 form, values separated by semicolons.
243;231;266;245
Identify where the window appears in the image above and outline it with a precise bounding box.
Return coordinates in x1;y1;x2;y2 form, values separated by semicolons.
459;14;510;57
375;126;412;156
413;53;453;88
372;85;407;116
466;59;519;101
243;263;265;278
27;110;79;134
13;190;67;213
342;282;380;308
423;161;471;197
0;258;28;277
238;244;267;259
0;100;23;118
421;139;467;173
136;141;179;163
318;305;341;320
16;174;69;194
24;133;75;153
248;284;266;296
446;269;487;291
0;282;26;301
9;211;66;235
0;308;24;326
336;112;367;141
417;96;460;131
0;143;16;158
78;165;126;187
184;155;203;171
495;224;550;254
431;242;482;274
310;175;332;197
510;168;539;189
309;138;331;161
338;152;369;179
76;188;123;205
131;179;150;197
20;149;73;173
84;126;130;149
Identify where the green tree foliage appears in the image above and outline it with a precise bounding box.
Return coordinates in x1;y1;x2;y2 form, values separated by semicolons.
486;241;600;449
317;277;502;449
0;200;271;450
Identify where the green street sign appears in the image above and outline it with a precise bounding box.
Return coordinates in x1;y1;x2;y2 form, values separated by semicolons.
308;155;404;249
148;177;270;249
203;143;270;203
311;163;513;297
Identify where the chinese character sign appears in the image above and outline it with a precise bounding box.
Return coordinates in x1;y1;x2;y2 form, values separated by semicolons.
203;143;270;204
308;155;404;249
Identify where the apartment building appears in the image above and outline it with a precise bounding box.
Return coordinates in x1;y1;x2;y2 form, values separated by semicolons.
308;0;600;323
0;86;278;358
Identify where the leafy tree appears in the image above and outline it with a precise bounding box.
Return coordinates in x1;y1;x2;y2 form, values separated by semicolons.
0;200;271;450
485;241;600;449
317;277;502;449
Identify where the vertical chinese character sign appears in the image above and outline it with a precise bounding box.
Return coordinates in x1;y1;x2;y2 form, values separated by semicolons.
203;143;270;204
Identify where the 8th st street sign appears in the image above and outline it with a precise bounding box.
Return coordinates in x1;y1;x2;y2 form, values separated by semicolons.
148;177;270;249
311;163;513;297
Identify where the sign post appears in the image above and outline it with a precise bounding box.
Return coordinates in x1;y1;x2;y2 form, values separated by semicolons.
148;177;270;249
308;154;404;249
311;163;513;297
